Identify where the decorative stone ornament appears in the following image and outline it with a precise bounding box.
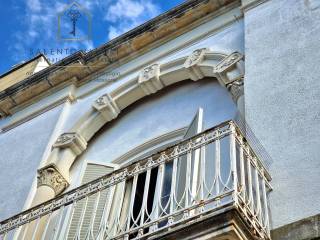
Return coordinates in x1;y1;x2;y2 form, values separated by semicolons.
214;52;243;73
213;52;244;86
93;93;120;121
53;132;87;155
37;165;69;195
227;77;244;102
184;48;207;81
138;64;164;95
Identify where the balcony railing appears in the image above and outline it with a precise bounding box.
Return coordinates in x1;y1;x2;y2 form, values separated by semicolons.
0;121;272;240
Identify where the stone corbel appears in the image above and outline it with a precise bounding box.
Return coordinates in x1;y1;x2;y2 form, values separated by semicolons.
138;64;164;95
93;93;120;121
184;48;208;81
52;132;87;155
37;164;69;195
213;52;244;86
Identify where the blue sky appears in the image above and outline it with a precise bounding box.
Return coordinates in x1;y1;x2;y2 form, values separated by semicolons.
0;0;184;75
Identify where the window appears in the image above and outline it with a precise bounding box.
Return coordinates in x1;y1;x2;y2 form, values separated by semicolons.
66;109;205;239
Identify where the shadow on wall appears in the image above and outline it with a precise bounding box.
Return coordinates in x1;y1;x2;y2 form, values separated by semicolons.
235;111;274;170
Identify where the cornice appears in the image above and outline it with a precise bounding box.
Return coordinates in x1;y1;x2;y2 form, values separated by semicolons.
0;53;50;79
0;0;240;118
240;0;270;13
0;84;76;133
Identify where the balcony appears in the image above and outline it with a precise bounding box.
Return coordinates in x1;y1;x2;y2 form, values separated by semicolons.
0;121;272;240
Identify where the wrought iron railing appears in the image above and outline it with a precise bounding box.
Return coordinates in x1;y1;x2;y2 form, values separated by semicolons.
0;121;272;240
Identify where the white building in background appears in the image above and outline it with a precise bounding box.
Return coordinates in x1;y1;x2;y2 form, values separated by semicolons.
0;0;319;239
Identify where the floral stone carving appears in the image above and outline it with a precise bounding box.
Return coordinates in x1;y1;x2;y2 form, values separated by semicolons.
53;132;87;155
93;93;120;121
184;48;207;81
37;165;69;195
138;64;164;95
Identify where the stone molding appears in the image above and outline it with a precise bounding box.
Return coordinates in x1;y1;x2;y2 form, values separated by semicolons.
213;52;244;86
52;132;87;155
184;48;208;81
213;52;243;74
113;127;187;165
0;94;74;133
138;64;164;95
37;165;69;195
241;0;270;13
227;77;244;102
37;50;244;198
93;93;120;121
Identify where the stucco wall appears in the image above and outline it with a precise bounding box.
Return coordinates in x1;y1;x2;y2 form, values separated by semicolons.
0;106;62;220
244;0;320;229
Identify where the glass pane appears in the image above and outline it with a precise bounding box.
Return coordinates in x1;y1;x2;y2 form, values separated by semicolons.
160;162;173;215
220;136;231;191
204;142;216;198
175;154;187;209
251;163;257;213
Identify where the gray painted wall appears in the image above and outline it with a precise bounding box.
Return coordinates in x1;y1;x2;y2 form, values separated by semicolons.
244;0;320;229
0;106;62;220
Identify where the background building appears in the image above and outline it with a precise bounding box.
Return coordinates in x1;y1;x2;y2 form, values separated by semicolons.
0;0;319;239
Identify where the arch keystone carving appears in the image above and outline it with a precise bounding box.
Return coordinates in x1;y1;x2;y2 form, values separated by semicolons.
37;164;69;195
93;93;120;121
184;48;208;81
53;132;87;155
138;63;164;95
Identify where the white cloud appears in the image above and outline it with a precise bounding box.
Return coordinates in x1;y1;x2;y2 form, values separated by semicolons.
11;0;94;63
10;0;161;64
105;0;160;40
108;26;123;40
27;0;42;12
28;30;38;38
105;0;145;22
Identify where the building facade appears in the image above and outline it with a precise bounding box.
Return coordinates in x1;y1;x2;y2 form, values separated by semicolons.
0;0;319;239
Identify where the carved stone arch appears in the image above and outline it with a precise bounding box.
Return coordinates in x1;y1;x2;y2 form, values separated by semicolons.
37;49;244;196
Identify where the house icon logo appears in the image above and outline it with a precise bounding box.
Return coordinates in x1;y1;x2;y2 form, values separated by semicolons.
57;1;92;41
